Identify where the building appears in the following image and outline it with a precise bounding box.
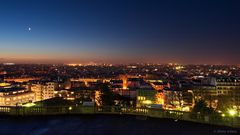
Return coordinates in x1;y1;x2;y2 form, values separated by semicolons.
54;90;75;100
71;81;86;89
0;87;35;106
31;84;42;101
115;79;153;98
4;77;41;83
127;78;141;89
137;89;157;107
163;87;183;110
31;82;56;101
216;77;240;109
110;79;123;89
150;81;170;91
181;90;195;111
191;77;240;111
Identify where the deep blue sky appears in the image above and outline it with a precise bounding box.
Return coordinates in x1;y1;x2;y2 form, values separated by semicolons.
0;0;240;64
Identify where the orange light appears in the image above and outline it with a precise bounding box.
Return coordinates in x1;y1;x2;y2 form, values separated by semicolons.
123;85;127;90
120;75;128;90
155;92;164;105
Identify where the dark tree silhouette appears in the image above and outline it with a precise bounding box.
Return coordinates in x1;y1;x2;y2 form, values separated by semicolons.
216;95;233;113
100;83;114;108
192;99;215;115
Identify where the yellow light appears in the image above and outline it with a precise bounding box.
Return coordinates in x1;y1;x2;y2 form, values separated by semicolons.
123;86;128;90
95;91;101;106
182;106;190;112
68;64;77;66
221;113;225;117
23;103;36;107
142;100;152;104
155;93;164;105
121;75;128;90
69;106;72;111
228;109;236;116
0;83;11;87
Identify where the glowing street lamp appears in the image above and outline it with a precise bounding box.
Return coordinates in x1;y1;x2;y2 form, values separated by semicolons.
228;109;237;127
228;109;236;116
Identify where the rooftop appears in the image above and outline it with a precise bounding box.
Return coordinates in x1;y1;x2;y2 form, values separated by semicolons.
0;87;26;92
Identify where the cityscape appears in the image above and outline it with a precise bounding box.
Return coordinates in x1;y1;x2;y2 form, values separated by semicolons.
0;0;240;135
0;63;239;133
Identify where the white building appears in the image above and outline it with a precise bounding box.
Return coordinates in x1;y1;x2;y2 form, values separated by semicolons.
31;82;56;101
0;87;35;106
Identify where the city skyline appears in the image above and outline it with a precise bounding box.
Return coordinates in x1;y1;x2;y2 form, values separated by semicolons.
1;1;240;134
0;0;240;64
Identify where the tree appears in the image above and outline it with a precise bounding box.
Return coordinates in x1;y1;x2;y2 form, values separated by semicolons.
216;95;233;113
192;99;215;115
100;83;114;107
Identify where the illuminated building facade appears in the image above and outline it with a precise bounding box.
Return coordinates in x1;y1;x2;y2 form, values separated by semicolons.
54;90;75;100
0;87;35;106
163;88;183;110
216;77;240;109
191;77;240;111
119;75;143;90
31;82;56;101
155;92;164;105
31;84;42;101
137;89;157;107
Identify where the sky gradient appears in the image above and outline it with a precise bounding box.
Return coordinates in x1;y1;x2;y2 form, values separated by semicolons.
0;0;240;64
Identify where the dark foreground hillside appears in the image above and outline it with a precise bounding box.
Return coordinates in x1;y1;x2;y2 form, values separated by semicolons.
0;115;238;135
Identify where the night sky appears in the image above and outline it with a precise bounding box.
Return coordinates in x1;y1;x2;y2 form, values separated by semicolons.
0;0;239;64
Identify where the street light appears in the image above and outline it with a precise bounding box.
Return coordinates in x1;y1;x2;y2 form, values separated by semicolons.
228;109;236;116
228;109;237;127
